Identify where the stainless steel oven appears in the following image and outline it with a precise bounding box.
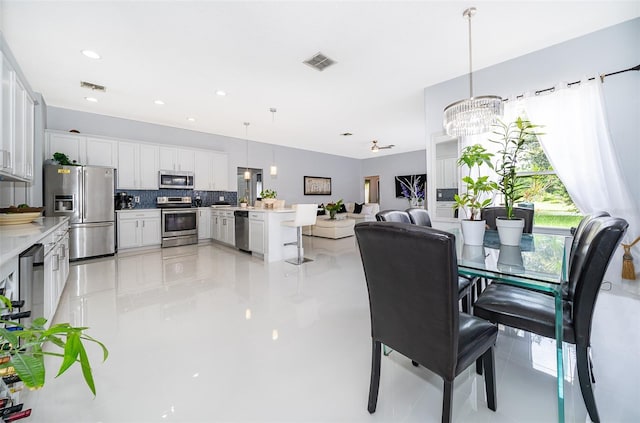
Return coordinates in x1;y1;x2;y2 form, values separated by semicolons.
157;197;198;248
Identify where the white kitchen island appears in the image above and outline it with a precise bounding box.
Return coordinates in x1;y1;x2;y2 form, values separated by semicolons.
211;207;298;263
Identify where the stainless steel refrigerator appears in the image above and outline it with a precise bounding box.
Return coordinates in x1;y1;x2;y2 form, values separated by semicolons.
44;165;115;260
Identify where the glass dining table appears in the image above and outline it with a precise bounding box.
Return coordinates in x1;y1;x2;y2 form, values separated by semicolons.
452;228;569;423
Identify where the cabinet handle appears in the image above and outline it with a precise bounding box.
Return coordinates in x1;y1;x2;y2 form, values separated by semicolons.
60;246;66;258
142;220;145;228
53;254;60;271
136;221;139;228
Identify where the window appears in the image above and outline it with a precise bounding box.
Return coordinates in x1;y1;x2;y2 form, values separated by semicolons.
515;137;582;229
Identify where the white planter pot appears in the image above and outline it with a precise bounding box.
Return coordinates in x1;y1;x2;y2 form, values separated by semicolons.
460;219;486;246
495;217;525;246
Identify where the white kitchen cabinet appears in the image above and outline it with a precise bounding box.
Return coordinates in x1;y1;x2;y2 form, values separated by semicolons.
249;212;265;254
0;51;35;182
436;157;458;189
211;210;234;246
194;150;229;191
42;222;70;324
159;146;195;172
117;141;158;190
117;210;161;250
198;207;211;240
86;137;117;167
211;151;229;190
45;131;85;165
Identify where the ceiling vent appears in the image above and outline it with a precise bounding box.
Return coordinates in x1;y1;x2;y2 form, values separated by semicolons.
303;52;336;72
80;81;107;92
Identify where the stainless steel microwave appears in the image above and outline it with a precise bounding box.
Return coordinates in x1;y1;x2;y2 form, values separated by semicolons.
159;170;195;189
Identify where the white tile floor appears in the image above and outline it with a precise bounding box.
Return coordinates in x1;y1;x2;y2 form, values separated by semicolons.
22;236;640;422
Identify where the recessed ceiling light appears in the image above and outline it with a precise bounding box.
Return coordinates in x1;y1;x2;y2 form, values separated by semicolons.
81;50;101;59
84;97;98;102
187;117;196;122
154;100;165;105
340;132;353;136
215;90;227;96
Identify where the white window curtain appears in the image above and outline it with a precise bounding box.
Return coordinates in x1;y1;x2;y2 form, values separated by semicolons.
504;78;638;281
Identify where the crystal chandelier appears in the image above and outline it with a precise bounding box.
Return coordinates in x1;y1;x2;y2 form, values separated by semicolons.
443;7;502;137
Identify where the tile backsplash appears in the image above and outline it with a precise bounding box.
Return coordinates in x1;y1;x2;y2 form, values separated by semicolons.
115;189;237;208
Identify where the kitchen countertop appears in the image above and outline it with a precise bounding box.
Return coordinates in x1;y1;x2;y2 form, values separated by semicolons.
210;206;295;213
0;216;69;267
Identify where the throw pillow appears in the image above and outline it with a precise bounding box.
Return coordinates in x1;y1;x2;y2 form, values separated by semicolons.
353;203;363;214
361;204;375;215
338;204;347;213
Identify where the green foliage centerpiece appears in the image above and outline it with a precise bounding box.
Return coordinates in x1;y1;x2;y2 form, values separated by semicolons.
325;199;344;220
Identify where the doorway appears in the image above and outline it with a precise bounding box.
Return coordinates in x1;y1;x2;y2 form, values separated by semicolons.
364;176;380;204
237;167;263;206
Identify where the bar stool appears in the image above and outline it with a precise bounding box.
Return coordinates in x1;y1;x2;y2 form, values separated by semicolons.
282;204;318;265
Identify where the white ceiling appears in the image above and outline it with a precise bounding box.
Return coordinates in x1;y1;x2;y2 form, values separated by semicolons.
1;1;638;159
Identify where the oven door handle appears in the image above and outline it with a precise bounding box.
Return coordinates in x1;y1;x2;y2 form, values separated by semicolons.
162;209;197;215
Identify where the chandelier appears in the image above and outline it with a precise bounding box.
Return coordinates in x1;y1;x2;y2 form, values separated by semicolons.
443;7;502;137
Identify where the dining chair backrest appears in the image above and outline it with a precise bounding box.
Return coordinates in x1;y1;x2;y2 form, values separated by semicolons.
569;216;627;346
355;222;460;379
481;207;535;233
569;212;610;271
406;208;432;227
375;210;412;223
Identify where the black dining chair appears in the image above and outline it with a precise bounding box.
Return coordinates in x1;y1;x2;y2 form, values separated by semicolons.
481;206;535;233
403;207;474;313
375;210;412;223
473;216;628;423
406;207;432;227
355;222;498;423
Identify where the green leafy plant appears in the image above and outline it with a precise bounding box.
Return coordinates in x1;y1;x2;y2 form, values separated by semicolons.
324;199;344;219
489;117;544;219
239;196;248;204
260;189;277;199
0;296;108;395
52;152;78;166
453;144;498;220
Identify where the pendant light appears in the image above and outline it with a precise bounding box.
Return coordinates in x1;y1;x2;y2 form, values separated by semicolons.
443;7;502;137
243;122;251;180
269;108;278;176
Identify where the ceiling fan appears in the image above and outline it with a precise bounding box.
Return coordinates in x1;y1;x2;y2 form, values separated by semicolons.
371;140;394;153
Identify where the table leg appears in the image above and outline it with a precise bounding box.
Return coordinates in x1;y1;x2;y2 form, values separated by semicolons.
555;290;565;423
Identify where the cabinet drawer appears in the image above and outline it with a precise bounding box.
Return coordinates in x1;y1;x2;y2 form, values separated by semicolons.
117;210;160;220
249;212;264;221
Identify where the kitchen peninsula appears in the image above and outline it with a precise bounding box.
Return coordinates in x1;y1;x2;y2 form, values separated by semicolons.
0;217;70;324
210;206;298;263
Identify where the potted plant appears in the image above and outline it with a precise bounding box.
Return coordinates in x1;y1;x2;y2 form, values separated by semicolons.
325;199;344;220
453;144;497;245
0;296;107;395
260;189;277;208
239;196;249;208
490;117;543;245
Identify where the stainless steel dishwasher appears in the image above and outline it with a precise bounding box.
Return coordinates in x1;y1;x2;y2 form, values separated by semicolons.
234;210;250;252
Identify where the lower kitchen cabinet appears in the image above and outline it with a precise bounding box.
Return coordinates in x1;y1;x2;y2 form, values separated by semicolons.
249;212;265;254
117;210;161;250
210;210;234;246
198;207;211;240
42;221;70;323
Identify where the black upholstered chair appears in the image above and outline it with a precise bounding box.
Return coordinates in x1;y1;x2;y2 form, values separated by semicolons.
355;222;498;423
473;216;628;423
402;207;474;312
375;209;411;223
406;207;432;227
481;206;535;234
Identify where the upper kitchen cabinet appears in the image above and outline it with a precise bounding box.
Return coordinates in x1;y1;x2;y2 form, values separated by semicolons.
159;146;195;172
45;131;118;168
194;150;229;191
117;141;158;190
0;48;36;182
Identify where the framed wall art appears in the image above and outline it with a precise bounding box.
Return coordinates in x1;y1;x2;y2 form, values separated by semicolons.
304;176;332;195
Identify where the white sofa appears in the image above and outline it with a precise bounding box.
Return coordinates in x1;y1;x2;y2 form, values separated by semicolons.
344;202;380;222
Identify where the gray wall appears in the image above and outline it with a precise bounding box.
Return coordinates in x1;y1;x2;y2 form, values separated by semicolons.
424;17;640;211
46;107;362;206
361;149;427;211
